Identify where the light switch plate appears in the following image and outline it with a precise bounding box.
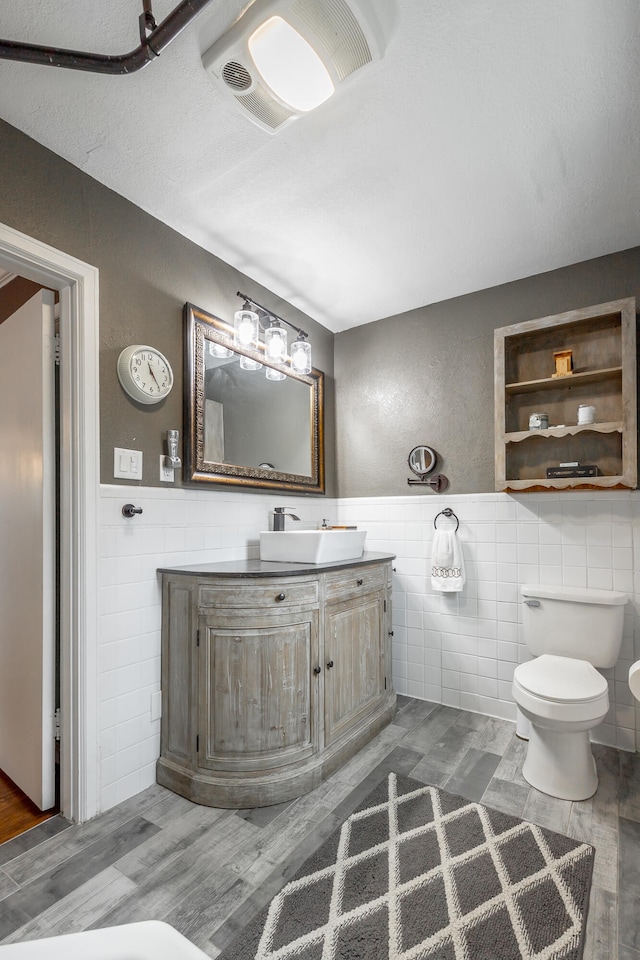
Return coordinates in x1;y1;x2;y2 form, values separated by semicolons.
113;447;143;480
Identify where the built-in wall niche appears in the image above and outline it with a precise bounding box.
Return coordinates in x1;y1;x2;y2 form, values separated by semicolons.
494;298;637;491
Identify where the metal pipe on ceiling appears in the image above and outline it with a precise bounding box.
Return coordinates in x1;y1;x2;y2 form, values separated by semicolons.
0;0;214;75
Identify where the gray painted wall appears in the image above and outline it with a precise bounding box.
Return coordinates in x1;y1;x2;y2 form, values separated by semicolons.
0;120;336;494
2;119;638;502
335;249;640;497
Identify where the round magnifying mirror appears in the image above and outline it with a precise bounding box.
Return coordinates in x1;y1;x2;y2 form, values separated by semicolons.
408;445;437;478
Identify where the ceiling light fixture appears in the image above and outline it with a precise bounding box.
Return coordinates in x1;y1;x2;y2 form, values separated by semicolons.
202;0;394;133
249;16;334;112
235;292;313;376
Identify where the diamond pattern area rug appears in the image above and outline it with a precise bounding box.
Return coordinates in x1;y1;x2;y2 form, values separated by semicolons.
219;774;594;960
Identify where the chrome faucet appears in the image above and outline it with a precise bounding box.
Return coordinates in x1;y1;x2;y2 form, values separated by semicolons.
273;507;301;531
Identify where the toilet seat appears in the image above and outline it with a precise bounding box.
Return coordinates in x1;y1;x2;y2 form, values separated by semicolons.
515;654;608;703
513;655;609;726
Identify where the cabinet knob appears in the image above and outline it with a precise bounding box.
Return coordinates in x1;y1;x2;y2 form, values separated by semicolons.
357;578;363;586
326;660;334;669
313;665;322;675
389;630;394;637
275;593;286;601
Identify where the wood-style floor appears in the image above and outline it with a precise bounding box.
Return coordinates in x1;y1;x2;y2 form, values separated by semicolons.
0;697;639;957
0;771;56;846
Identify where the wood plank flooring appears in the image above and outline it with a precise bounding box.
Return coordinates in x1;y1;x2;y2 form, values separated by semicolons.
0;771;56;846
0;698;639;957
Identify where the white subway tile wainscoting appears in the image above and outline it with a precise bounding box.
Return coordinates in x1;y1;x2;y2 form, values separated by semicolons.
98;485;640;814
97;485;336;813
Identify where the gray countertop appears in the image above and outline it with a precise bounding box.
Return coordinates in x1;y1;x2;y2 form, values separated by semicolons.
158;551;396;578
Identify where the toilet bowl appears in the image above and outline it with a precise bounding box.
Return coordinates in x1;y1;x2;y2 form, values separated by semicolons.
512;583;627;802
513;654;609;800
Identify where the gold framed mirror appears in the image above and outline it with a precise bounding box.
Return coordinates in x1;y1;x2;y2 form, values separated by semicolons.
183;302;325;493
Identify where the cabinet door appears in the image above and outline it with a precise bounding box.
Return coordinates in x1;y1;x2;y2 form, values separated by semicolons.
324;591;385;748
199;613;318;771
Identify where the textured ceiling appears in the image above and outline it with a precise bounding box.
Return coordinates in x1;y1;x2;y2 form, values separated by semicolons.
0;0;638;332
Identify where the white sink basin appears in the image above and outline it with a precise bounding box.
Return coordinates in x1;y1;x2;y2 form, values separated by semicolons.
260;529;366;564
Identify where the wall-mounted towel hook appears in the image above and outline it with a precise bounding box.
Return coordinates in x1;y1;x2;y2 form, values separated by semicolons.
433;507;459;531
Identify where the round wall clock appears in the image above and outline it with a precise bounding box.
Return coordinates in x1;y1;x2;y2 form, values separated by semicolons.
117;344;174;405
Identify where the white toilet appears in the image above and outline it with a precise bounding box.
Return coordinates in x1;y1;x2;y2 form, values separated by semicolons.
512;583;627;801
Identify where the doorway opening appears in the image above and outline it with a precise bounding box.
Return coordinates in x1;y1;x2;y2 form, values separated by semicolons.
0;221;100;828
0;275;60;840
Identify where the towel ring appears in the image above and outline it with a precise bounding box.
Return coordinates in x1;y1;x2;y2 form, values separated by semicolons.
434;507;459;532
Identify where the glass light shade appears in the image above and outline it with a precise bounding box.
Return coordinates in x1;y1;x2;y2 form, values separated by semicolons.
264;322;288;361
248;16;335;112
290;336;312;375
265;365;286;381
208;340;233;359
239;354;262;370
234;307;259;348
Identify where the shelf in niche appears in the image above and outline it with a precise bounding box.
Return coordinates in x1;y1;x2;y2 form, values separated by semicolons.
504;366;623;395
505;421;624;443
505;476;625;491
494;297;636;492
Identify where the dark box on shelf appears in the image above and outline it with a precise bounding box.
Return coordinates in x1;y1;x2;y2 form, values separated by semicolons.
546;465;601;479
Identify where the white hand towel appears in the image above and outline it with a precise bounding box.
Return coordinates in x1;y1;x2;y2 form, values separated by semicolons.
431;529;466;592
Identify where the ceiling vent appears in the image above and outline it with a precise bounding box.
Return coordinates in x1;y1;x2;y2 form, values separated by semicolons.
202;0;393;133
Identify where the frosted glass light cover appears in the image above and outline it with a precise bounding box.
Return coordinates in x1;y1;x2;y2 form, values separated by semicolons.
266;365;286;381
248;16;335;112
290;336;312;374
265;322;287;361
234;308;259;348
240;354;262;370
208;340;233;359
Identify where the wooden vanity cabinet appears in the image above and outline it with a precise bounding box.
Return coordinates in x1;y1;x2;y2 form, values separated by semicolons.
157;557;395;808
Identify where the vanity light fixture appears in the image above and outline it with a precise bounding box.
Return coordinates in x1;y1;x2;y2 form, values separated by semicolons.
239;353;263;371
290;334;312;375
236;291;313;376
264;317;288;362
208;340;233;359
234;304;260;349
234;303;263;370
202;0;394;134
264;319;288;380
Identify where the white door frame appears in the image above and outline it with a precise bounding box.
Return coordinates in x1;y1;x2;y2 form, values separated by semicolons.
0;220;100;823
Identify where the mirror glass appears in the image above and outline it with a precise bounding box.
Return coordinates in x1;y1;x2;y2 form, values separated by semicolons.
184;303;325;492
408;445;437;478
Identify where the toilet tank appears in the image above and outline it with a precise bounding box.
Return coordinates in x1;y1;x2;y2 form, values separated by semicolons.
521;583;627;667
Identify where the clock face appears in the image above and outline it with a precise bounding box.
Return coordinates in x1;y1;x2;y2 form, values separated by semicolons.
117;345;174;404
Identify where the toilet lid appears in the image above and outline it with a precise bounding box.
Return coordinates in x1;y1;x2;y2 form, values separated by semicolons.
516;654;608;702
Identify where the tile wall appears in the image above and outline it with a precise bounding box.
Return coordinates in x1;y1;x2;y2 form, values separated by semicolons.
343;491;639;749
98;485;640;812
97;485;334;812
